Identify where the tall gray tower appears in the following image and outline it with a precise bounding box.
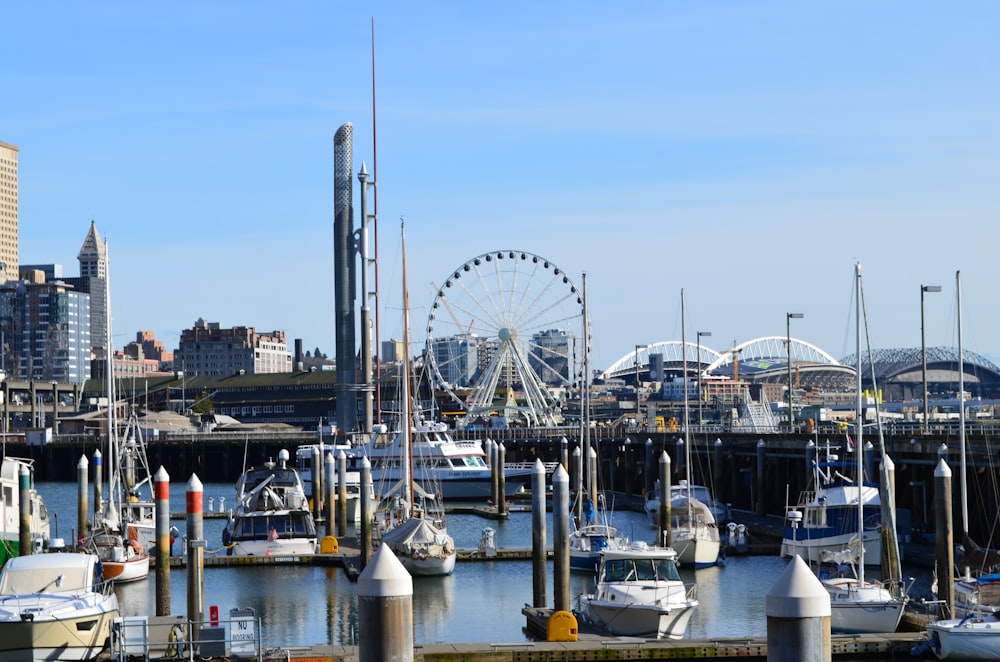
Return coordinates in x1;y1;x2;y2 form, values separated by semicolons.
77;220;109;352
334;123;358;434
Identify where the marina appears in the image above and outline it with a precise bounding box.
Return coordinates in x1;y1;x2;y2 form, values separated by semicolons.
28;480;944;657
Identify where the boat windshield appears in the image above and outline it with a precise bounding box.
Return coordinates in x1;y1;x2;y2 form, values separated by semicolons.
604;557;681;582
231;512;317;540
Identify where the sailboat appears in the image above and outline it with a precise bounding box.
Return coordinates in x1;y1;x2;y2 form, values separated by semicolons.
569;274;630;573
374;222;456;577
666;289;720;569
819;262;906;634
83;249;150;583
926;270;1000;659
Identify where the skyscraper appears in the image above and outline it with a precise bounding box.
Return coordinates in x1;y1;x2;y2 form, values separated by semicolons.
0;141;19;284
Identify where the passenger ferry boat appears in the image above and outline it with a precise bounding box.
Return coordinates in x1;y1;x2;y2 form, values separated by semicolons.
222;449;318;556
346;421;535;501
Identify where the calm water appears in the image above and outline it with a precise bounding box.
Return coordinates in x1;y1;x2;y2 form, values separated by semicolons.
35;481;933;648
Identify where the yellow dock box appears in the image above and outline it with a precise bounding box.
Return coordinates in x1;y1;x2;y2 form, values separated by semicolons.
547;610;578;642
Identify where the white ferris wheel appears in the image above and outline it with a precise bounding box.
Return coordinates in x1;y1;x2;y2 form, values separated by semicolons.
424;250;587;427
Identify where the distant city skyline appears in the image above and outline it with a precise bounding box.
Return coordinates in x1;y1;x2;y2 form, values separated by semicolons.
7;3;1000;372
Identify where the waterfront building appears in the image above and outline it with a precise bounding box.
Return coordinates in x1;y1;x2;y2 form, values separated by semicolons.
428;334;478;387
529;328;576;385
0;270;91;383
0;141;18;285
174;318;291;376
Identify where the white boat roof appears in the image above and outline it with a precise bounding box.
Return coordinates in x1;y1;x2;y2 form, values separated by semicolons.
601;543;677;561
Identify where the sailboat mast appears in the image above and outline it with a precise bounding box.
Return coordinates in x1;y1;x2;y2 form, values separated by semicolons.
855;262;865;586
681;289;693;506
580;273;592;506
957;270;968;540
400;222;413;517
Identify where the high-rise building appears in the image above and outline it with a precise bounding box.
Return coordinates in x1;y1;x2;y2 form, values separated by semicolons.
0;271;91;383
0;142;19;284
429;334;478;387
530;328;576;385
175;318;291;376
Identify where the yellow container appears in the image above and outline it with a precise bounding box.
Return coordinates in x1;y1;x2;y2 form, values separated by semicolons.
547;610;578;642
319;536;339;554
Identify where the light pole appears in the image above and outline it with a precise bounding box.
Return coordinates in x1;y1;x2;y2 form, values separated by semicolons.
634;344;646;429
697;331;711;427
921;284;941;432
786;312;804;430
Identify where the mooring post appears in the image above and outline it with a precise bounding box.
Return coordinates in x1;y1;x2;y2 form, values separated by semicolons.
93;448;102;519
935;458;954;619
358;544;413;662
756;439;767;517
658;451;671;548
324;451;337;538
77;455;88;551
360;457;373;569
337;451;348;538
531;459;547;608
186;474;205;643
552;465;570;613
19;463;31;554
766;554;831;662
155;466;171;616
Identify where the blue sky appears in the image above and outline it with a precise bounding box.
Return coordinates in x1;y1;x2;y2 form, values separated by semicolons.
6;2;1000;372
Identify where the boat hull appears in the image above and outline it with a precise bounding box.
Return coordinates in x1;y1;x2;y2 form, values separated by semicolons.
672;536;721;569
0;610;118;662
229;537;317;557
823;579;905;633
102;556;150;584
397;552;457;577
580;598;696;639
780;531;881;567
928;615;1000;660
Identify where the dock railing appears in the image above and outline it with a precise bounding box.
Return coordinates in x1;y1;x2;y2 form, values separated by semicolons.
112;612;264;662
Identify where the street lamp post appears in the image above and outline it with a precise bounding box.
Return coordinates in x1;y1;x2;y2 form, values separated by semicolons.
921;284;942;432
634;344;646;429
697;331;711;427
786;313;804;430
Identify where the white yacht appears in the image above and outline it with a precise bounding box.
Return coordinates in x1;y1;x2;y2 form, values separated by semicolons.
222;449;318;556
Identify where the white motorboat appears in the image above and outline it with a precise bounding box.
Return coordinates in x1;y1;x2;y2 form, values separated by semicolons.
579;543;698;639
927;613;1000;660
0;456;50;564
0;552;120;662
294;444;378;524
222;449;318;556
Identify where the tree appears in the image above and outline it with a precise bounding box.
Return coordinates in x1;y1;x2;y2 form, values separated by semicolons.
314;347;323;359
